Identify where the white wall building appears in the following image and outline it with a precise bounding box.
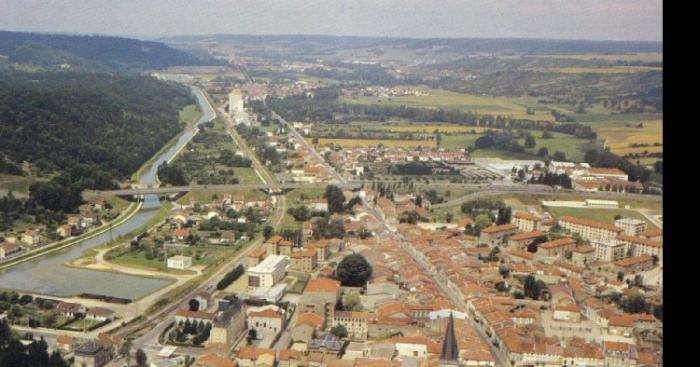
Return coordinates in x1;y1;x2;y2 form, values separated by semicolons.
614;218;648;236
229;90;244;113
247;255;289;291
167;255;192;270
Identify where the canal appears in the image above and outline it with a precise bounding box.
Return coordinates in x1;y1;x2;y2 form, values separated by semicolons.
0;87;215;299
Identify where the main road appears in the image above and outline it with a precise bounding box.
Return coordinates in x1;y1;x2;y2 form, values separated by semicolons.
260;93;510;366
122;90;288;361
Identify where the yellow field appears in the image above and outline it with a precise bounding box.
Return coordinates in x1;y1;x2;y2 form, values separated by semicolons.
597;119;663;156
309;138;437;148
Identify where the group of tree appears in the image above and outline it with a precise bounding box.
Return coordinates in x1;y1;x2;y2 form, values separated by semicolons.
312;217;345;240
526;235;550;253
0;320;69;367
461;197;506;216
398;210;428;224
324;185;362;215
529;172;573;189
216;264;245;290
157;161;188;186
522;275;548;300
287;206;326;222
389;162;433;175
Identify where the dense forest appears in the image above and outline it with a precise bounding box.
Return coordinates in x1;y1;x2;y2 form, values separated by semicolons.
0;71;193;217
167;34;661;57
0;30;219;70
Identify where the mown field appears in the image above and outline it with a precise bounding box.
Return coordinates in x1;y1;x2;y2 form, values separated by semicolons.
544;206;658;230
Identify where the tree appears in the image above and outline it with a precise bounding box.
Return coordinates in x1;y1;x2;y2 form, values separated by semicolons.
496;207;512;225
537;147;549;157
523;275;547;300
119;338;132;366
263;225;273;240
135;348;148;367
524;134;536;148
336;254;373;287
248;329;258;343
342;293;363;311
189;298;200;311
552;151;566;161
527;235;548;253
330;324;348;338
325;185;346;214
472;214;493;233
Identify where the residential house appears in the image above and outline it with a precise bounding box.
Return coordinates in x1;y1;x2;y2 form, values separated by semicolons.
291;312;325;343
537;238;576;258
511;213;542;232
558;216;623;242
0;242;21;259
332;311;369;340
248;308;284;339
479;224;519;246
56;224;72;238
74;341;112;367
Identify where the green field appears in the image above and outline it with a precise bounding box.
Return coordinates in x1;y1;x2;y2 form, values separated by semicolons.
341;87;555;121
232;167;262;184
440;129;591;162
544;206;658;229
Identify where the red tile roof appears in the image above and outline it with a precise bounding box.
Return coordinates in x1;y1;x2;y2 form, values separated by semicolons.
481;223;519;234
305;277;341;293
559;216;623;232
539;237;576;249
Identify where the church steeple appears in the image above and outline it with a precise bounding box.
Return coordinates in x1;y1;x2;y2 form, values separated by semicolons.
439;312;460;366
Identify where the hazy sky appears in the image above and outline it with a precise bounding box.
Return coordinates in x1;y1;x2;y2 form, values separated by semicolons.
0;0;662;41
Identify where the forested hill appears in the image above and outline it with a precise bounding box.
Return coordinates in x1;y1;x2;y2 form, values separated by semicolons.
0;30;220;70
0;71;193;213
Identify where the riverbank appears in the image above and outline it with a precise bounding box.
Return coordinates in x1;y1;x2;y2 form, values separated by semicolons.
130;103;203;183
0;200;143;271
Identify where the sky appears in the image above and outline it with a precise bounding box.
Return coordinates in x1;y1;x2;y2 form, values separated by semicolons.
0;0;662;42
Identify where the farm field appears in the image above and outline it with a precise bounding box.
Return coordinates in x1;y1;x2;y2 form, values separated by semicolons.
526;66;661;74
576;113;662;164
341;87;556;121
533;52;663;63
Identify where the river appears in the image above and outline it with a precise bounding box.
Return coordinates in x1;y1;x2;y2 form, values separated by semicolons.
0;87;215;299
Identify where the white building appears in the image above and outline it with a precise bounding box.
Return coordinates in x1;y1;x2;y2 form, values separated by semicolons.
585;199;619;208
247;255;289;291
614;218;647;236
228;90;244;113
167;255;192;270
591;239;627;262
